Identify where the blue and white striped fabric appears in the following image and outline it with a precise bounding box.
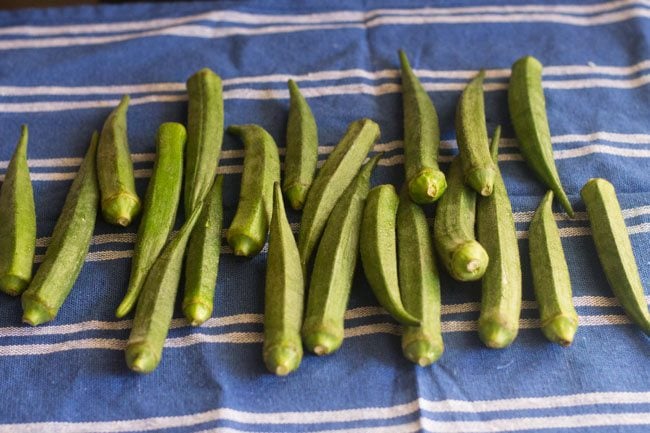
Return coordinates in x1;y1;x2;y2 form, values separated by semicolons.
0;0;649;432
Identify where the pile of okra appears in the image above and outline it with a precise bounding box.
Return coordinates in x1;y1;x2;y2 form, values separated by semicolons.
1;52;649;375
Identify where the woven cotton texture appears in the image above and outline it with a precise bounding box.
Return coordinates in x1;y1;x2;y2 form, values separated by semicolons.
0;1;649;432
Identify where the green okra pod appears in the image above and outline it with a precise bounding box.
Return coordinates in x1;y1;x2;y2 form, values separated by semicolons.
115;122;186;318
298;118;379;274
360;184;420;326
183;175;223;326
283;79;318;210
125;202;205;374
397;188;444;366
476;129;521;348
509;56;574;217
264;183;304;375
433;155;489;281
456;70;496;197
581;178;650;335
226;125;281;257
399;50;447;204
529;190;578;346
185;68;224;214
21;132;100;326
97;95;141;226
0;125;35;296
302;154;381;356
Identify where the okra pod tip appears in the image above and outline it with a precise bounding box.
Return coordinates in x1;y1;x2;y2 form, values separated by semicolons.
465;167;495;197
263;342;302;376
478;317;518;349
102;192;141;227
402;337;443;367
21;297;53;326
541;314;578;347
408;169;447;204
125;342;159;374
450;241;489;281
302;319;343;356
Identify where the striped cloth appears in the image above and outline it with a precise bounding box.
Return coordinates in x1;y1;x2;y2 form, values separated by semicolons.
1;0;649;432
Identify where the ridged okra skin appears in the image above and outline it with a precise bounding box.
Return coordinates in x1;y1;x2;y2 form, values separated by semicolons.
21;132;100;326
509;56;574;217
397;188;444;366
301;154;381;356
581;178;650;335
263;183;304;376
283;79;318;210
529;190;578;346
399;50;447;204
226;125;281;257
97;95;141;226
0;125;36;296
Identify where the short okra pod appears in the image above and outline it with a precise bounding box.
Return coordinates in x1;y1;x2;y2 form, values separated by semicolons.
509;56;574;217
183;175;223;326
226;125;281;257
529;190;578;346
397;188;444;366
360;184;420;326
581;178;650;335
115;122;186;318
185;68;224;214
97;95;141;226
283;79;318;210
298;118;379;275
21;132;100;326
0;125;36;296
476;129;521;348
399;50;447;204
302;154;381;356
264;183;304;375
456;70;496;196
433;155;489;281
125;201;205;374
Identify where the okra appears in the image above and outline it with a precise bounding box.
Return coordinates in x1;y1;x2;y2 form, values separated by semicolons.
509;56;574;217
183;175;223;326
581;178;650;335
302;154;381;355
185;68;224;214
115;123;186;318
283;79;318;210
360;185;420;326
226;125;281;257
0;125;35;296
529;190;578;346
456;70;496;197
399;50;447;204
21;132;100;326
298;118;379;274
433;155;489;281
125;202;205;374
264;183;304;375
476;129;521;348
397;188;443;366
97;95;141;226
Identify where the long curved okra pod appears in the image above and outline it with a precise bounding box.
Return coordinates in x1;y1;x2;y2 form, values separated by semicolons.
302;154;381;355
476;128;521;348
226;125;281;257
298;118;379;274
183;175;223;325
283;79;318;210
97;95;141;226
581;178;650;335
0;125;35;296
399;50;447;204
433;155;489;281
397;188;444;366
529;190;578;346
184;68;224;214
509;56;574;217
115;123;186;318
263;184;304;375
21;132;100;326
456;71;496;197
360;185;419;326
125;202;205;374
